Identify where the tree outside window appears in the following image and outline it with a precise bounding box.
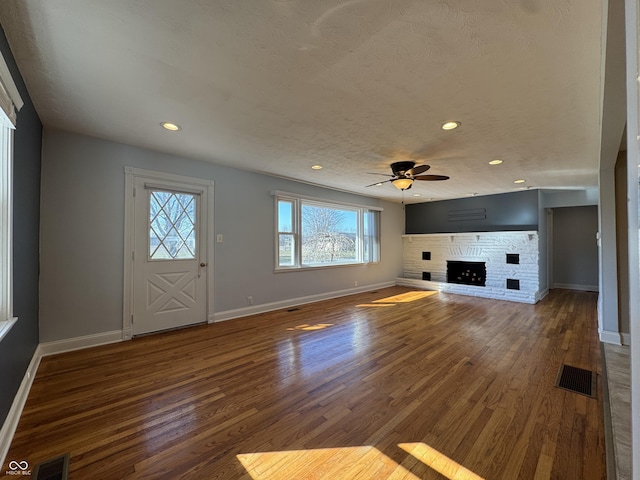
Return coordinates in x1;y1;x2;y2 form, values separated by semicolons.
302;205;356;264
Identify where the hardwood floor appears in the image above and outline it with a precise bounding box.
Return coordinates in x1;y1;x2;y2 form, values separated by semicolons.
4;287;605;479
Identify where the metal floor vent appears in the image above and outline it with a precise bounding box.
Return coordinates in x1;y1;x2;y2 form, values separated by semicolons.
555;364;596;398
32;453;69;480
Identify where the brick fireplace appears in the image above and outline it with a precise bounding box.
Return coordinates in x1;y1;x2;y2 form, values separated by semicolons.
397;231;541;303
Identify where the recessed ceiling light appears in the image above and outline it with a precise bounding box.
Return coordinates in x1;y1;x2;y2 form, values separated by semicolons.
413;193;421;197
514;179;526;184
489;159;503;165
441;121;460;130
161;122;181;131
311;165;323;170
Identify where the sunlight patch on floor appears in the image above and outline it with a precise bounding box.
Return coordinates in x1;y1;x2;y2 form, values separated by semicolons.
237;446;419;479
398;442;485;480
356;303;396;307
237;441;483;479
373;290;438;303
286;323;334;331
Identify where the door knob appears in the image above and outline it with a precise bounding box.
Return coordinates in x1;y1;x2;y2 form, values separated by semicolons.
200;263;207;267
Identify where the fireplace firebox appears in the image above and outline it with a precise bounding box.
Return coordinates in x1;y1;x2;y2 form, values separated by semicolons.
447;261;486;286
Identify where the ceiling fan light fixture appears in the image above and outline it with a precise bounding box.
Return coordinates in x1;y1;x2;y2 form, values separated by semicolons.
392;178;413;190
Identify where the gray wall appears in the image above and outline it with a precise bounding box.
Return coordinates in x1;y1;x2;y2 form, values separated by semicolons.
0;29;42;426
597;0;626;342
537;191;549;295
39;130;404;342
541;188;598;208
615;153;630;334
552;206;599;289
624;0;640;474
405;189;539;234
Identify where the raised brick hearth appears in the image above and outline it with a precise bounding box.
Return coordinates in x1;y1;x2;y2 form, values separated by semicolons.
397;231;541;303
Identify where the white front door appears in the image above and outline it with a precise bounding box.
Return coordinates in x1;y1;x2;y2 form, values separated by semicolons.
132;177;208;335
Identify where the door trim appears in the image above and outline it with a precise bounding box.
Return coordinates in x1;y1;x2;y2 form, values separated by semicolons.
123;167;215;340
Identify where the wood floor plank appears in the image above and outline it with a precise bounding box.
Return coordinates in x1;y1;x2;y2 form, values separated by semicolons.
3;287;606;479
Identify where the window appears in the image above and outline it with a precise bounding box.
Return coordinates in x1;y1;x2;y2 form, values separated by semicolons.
275;192;381;269
0;51;23;342
148;189;197;260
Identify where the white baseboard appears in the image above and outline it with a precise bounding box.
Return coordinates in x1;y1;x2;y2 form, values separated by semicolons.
600;330;623;345
536;289;550;302
0;345;43;469
213;282;395;322
1;330;124;467
39;330;123;357
552;283;599;292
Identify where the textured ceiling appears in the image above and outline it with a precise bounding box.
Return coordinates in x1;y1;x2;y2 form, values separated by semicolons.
0;0;604;203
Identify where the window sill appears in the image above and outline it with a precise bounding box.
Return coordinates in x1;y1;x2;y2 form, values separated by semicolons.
275;261;380;273
0;317;18;343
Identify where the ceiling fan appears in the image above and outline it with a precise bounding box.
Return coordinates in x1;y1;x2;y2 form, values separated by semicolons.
366;161;450;191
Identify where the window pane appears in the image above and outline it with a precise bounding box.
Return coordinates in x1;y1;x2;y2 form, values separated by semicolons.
279;234;296;266
364;210;380;262
278;200;294;232
149;190;197;260
301;204;357;265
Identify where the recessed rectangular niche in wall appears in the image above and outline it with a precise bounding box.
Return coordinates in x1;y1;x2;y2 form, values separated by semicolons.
422;272;431;281
447;208;486;222
506;279;520;290
422;251;431;260
506;253;520;264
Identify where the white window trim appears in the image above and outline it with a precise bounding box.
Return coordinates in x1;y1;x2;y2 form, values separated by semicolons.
0;50;23;343
273;190;382;271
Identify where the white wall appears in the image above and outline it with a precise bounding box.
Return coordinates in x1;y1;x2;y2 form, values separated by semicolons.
39;130;404;342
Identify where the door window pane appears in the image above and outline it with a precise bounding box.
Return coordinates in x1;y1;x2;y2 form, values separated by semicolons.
149;190;197;260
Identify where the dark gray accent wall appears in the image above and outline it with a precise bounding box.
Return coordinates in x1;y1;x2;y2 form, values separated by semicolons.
405;189;539;234
552;206;599;289
0;27;42;427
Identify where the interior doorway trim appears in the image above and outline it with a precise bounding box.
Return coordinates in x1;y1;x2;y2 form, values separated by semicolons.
123;166;215;340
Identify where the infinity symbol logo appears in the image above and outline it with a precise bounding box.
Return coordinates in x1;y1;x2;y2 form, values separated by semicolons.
8;461;28;471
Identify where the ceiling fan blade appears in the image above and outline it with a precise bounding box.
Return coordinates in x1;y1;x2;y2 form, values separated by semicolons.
408;164;430;175
367;172;394;177
390;161;416;176
365;179;392;187
414;174;450;181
